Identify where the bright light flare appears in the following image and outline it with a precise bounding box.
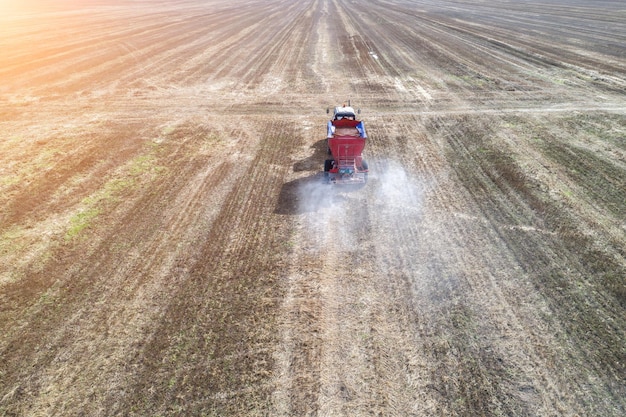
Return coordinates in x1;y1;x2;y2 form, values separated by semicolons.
0;0;17;9
0;1;23;15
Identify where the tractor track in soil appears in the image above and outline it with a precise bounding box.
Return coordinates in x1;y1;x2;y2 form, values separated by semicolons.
1;1;625;416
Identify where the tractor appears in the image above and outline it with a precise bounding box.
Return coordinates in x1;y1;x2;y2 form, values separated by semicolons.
324;103;369;184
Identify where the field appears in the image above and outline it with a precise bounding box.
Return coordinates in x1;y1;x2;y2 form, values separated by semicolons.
1;0;625;415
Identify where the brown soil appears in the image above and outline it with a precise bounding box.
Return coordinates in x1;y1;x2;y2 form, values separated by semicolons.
1;0;625;415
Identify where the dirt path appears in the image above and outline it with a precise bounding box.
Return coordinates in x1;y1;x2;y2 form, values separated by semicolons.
1;1;625;416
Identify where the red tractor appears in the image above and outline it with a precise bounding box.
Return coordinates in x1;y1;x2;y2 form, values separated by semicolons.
324;103;369;184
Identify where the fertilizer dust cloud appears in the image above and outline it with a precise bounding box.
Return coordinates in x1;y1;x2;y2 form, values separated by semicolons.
295;160;425;253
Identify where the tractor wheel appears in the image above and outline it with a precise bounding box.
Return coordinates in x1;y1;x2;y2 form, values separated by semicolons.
324;159;334;172
361;159;369;170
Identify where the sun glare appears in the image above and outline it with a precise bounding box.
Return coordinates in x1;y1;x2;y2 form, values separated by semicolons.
0;1;19;13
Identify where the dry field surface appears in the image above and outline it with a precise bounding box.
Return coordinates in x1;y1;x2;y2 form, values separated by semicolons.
1;0;625;415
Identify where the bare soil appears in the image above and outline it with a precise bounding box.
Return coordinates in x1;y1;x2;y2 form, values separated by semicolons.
1;0;625;415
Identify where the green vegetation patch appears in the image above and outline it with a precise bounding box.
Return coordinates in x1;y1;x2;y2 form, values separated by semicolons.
555;113;626;150
428;114;626;398
64;148;165;241
541;140;625;219
0;225;28;256
65;206;102;240
0;145;64;194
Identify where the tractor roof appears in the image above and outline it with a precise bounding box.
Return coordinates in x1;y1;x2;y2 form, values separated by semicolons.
334;106;356;118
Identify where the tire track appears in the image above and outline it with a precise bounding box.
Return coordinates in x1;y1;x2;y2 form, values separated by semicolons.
115;117;299;416
0;121;239;416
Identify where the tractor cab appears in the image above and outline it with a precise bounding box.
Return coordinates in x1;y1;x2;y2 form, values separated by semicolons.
333;104;361;120
333;105;358;121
